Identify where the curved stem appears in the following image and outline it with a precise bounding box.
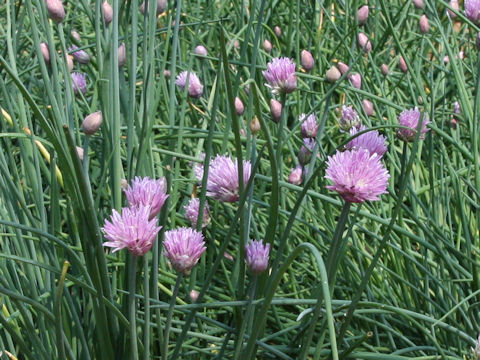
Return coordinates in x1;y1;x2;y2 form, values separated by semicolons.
163;274;183;360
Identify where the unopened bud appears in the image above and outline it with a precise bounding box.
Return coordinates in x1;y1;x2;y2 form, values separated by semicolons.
399;56;408;73
325;66;341;83
298;140;314;166
164;70;171;79
118;43;126;67
121;179;128;189
235;97;245;116
194;45;207;57
71;30;81;42
103;1;113;26
419;15;430;33
362;99;374;116
274;26;282;38
76;146;84;161
349;73;362;89
288;165;303;185
447;0;459;19
141;0;166;15
413;0;424;9
40;42;50;65
250;117;261;134
66;54;74;72
189;290;199;302
82;111;103;136
270;99;282;123
263;39;272;53
337;61;349;75
381;63;389;76
357;5;369;25
46;0;65;23
357;32;372;53
301;50;314;72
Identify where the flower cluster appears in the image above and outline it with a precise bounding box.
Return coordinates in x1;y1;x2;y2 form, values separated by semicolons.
175;71;203;98
163;227;206;275
245;240;270;275
263;57;297;95
396;107;430;142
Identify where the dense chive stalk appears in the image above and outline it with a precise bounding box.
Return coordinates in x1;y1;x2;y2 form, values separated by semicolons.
54;260;70;360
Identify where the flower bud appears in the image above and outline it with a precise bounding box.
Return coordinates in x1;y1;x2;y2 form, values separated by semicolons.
194;45;208;57
46;0;65;23
250;116;261;134
103;1;113;26
141;0;166;15
349;73;362;89
235;97;245;116
419;15;429;33
357;32;372;53
357;5;369;25
274;26;282;38
399;56;408;73
189;290;199;302
413;0;424;9
325;66;341;83
82;111;103;136
270;99;282;123
164;70;171;79
71;30;81;42
362;99;374;116
66;54;74;72
447;0;459;19
298;139;314;166
381;63;389;76
118;42;126;67
288;165;303;185
301;50;314;72
40;42;50;65
121;179;128;189
453;101;461;114
76;146;84;161
70;45;90;64
263;39;272;53
337;61;349;75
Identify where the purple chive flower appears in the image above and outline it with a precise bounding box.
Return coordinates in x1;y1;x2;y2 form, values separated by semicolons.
263;57;297;95
346;125;388;157
465;0;480;23
325;149;390;203
299;113;319;138
103;206;162;256
288;165;303;185
196;155;252;202
245;240;270;275
397;107;430;142
184;198;210;228
453;101;461;114
71;72;87;95
340;105;361;131
124;176;169;219
175;71;204;98
69;45;90;64
163;227;206;275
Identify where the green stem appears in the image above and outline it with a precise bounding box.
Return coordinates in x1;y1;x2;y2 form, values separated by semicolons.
163;274;183;360
129;255;139;360
233;277;257;359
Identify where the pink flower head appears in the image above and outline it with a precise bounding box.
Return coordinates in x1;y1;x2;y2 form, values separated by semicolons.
124;176;169;219
175;71;203;98
69;45;90;64
245;240;270;275
397;107;430;142
346;125;388;157
102;206;162;256
263;57;297;95
340;105;361;131
163;227;206;275
465;0;480;23
71;72;87;95
325;149;390;203
184;198;210;228
196;155;252;202
288;165;303;185
299;113;319;138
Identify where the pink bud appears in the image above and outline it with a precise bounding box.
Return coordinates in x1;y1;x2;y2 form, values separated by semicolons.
71;30;81;42
362;99;374;116
413;0;424;9
121;179;128;189
118;43;126;67
46;0;65;22
141;0;166;15
419;15;430;33
224;252;234;261
103;1;113;26
274;26;282;38
381;64;389;76
349;73;362;89
164;70;171;79
270;99;282;123
443;55;450;64
235;97;244;116
263;39;272;53
189;290;199;302
337;61;350;75
40;42;50;65
194;45;207;57
250;117;261;134
82;111;103;136
325;66;341;83
447;0;459;19
301;50;314;72
399;56;408;73
357;5;369;25
66;54;74;72
357;33;372;53
288;165;303;185
76;146;84;161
